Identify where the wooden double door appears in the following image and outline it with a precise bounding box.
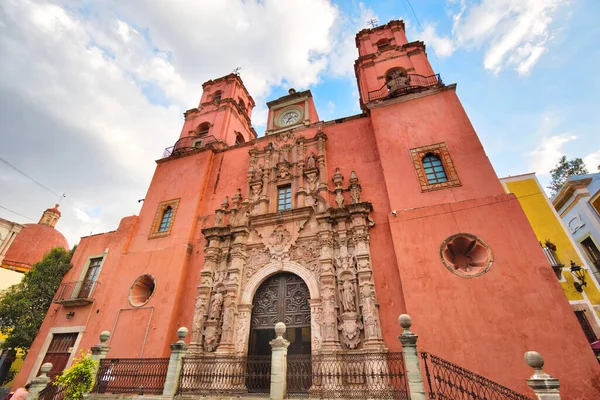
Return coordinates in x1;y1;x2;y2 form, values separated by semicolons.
248;273;312;393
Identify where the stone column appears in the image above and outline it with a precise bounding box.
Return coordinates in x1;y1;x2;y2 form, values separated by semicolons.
190;238;220;353
90;331;111;377
269;322;290;400
162;327;189;396
397;314;426;400
25;363;52;400
525;351;561;400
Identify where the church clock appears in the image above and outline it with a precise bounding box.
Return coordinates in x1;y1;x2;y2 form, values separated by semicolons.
280;110;300;125
276;106;304;128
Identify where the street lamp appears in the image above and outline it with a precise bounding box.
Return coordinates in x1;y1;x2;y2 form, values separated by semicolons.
570;261;587;293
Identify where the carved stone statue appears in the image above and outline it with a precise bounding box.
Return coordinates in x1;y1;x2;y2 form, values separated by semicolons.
350;185;361;203
307;152;316;168
341;280;356;313
251;183;262;201
336;191;344;208
209;291;224;320
253;165;264;181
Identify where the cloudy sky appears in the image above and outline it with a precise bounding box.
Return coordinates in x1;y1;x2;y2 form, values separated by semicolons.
0;0;599;247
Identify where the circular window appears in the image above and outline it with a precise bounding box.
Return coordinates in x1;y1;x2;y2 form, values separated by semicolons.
440;233;493;278
129;275;156;307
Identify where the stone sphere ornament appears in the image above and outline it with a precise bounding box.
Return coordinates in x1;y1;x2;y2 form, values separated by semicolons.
275;322;286;337
177;326;189;341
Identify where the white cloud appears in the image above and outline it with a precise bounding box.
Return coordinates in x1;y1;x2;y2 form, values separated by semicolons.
419;23;455;58
327;101;335;113
328;2;377;78
413;0;569;74
584;150;600;173
452;0;569;75
0;0;341;245
527;134;577;175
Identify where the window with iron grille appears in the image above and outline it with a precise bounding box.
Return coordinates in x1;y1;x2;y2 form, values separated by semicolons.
159;207;173;232
422;153;448;184
575;310;598;343
278;186;292;211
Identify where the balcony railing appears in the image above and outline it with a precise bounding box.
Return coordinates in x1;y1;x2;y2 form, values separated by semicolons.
53;280;100;306
541;246;563;279
162;135;227;159
368;73;443;102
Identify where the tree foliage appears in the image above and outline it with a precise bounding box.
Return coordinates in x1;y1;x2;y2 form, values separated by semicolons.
54;351;98;400
548;156;589;196
0;247;73;352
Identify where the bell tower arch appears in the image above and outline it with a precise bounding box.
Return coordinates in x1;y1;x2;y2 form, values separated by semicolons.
354;20;436;111
180;73;257;146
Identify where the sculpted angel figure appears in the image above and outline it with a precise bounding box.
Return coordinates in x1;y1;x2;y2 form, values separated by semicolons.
341;280;356;313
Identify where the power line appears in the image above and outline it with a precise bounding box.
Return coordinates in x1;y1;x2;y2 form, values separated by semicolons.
402;0;442;76
403;0;424;32
0;205;36;222
0;156;65;202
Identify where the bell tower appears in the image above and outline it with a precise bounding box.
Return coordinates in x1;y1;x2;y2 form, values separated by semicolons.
179;73;257;147
354;20;436;111
39;204;61;228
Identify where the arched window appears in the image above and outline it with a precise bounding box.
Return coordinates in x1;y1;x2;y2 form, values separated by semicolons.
196;122;210;136
376;38;390;50
235;132;245;145
214;91;222;102
238;98;246;112
159;206;173;232
422;153;448;184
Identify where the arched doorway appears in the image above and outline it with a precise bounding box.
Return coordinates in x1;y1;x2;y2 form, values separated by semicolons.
249;272;311;355
248;272;312;394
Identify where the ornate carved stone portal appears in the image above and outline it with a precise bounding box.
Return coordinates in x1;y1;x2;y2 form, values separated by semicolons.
189;129;386;356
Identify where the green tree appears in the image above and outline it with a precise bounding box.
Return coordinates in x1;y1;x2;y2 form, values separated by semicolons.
54;351;97;400
548;156;589;196
0;247;73;352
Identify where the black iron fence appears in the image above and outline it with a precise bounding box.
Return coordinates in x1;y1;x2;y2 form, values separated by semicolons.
368;74;443;102
177;355;270;397
37;384;65;400
287;354;312;396
92;358;169;395
310;352;409;399
421;353;532;400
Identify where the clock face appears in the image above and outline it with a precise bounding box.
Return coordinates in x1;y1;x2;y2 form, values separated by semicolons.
281;111;300;126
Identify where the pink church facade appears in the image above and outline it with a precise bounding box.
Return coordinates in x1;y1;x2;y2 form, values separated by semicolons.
14;20;600;398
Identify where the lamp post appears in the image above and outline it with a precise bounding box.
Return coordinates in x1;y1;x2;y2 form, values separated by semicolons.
570;261;587;292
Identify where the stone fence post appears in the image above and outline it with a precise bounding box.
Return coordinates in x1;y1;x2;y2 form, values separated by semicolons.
90;331;111;379
162;327;189;396
525;351;561;400
398;314;426;400
25;362;52;400
269;322;290;400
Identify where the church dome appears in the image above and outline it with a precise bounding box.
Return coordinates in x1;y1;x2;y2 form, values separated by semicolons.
2;205;69;272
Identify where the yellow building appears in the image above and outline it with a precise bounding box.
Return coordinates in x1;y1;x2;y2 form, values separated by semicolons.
501;173;600;348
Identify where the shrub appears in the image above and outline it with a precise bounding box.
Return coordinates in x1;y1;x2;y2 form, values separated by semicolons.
54;351;98;400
